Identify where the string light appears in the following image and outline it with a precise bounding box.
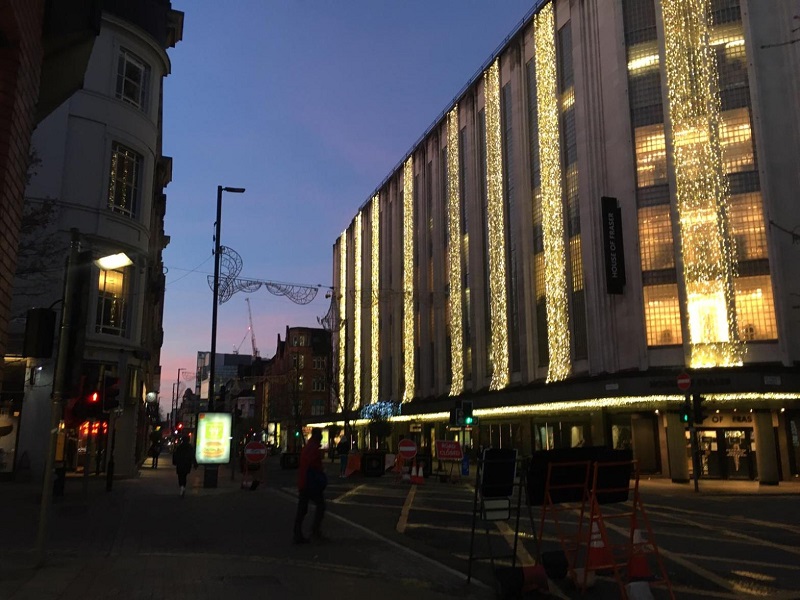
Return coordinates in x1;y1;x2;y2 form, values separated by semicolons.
370;194;380;404
447;107;464;396
353;212;362;408
403;157;415;402
484;59;510;390
314;389;800;428
338;234;347;404
661;0;743;368
534;3;571;382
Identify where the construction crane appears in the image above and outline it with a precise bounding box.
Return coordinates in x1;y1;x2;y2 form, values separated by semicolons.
245;298;260;359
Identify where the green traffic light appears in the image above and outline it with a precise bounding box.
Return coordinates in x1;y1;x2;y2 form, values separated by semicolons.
464;416;474;425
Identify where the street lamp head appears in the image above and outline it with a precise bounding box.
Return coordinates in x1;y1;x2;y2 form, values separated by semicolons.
222;187;246;194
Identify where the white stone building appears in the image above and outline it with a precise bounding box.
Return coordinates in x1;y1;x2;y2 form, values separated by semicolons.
10;1;183;480
329;0;800;485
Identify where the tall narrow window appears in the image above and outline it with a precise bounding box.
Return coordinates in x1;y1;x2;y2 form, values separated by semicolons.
116;49;150;110
97;268;128;336
108;143;142;218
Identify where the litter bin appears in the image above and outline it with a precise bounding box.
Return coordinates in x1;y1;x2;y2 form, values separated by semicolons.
203;465;219;488
362;452;385;477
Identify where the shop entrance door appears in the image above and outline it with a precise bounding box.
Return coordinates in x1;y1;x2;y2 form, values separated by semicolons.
696;429;722;479
721;429;754;480
693;428;754;480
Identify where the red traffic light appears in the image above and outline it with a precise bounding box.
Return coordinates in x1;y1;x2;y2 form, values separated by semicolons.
176;422;183;430
88;391;99;403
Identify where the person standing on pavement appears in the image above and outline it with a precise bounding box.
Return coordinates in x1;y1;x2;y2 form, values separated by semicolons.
336;436;349;478
294;428;327;543
149;439;161;468
172;436;197;496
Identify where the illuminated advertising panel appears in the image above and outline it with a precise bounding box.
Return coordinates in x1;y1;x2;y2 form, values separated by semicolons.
195;412;231;464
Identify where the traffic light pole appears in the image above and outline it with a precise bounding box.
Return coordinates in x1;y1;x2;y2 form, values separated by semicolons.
36;228;80;566
687;394;700;493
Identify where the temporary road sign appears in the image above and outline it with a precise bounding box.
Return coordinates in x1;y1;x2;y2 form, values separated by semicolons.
435;440;463;461
244;440;268;463
398;438;417;460
677;372;691;392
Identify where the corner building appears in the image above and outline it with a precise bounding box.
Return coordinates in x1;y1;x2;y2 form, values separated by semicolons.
330;0;800;485
10;1;183;480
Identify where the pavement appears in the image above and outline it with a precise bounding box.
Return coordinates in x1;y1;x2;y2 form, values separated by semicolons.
0;456;495;600
1;456;797;600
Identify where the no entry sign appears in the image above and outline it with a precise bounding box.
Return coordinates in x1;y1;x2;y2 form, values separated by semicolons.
398;438;417;460
677;372;691;392
244;441;268;463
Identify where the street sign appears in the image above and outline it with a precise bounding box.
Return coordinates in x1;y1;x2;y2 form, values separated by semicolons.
398;438;417;460
435;440;463;461
244;440;268;463
677;372;691;392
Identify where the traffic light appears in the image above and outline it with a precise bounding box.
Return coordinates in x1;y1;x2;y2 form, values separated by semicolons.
679;397;691;424
462;400;474;425
692;395;707;424
103;374;121;412
85;389;103;420
449;408;463;426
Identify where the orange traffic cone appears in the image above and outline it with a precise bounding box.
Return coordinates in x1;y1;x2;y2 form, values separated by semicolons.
410;461;425;484
627;526;653;580
586;522;612;570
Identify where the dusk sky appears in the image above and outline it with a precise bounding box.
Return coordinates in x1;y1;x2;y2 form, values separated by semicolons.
159;1;535;410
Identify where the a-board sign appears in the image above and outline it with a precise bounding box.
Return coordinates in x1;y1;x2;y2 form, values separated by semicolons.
244;441;267;463
436;440;463;461
196;412;232;465
398;438;417;460
480;448;517;498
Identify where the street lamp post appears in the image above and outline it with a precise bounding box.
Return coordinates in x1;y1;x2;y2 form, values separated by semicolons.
204;186;244;489
174;367;187;430
35;229;80;566
36;231;133;564
209;185;245;410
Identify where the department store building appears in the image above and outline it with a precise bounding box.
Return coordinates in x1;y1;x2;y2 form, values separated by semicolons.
326;0;800;484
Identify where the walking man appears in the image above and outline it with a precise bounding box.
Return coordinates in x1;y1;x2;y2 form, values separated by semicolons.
149;439;161;468
293;428;327;543
172;436;197;496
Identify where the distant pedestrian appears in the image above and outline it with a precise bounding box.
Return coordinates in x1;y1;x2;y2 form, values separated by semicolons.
172;437;197;496
336;436;349;478
294;428;327;543
149;440;162;468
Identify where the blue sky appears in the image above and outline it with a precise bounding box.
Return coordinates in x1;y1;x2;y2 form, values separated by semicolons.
160;0;534;409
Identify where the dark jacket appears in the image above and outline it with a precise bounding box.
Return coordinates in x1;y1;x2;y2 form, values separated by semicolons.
172;442;197;474
336;439;349;456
